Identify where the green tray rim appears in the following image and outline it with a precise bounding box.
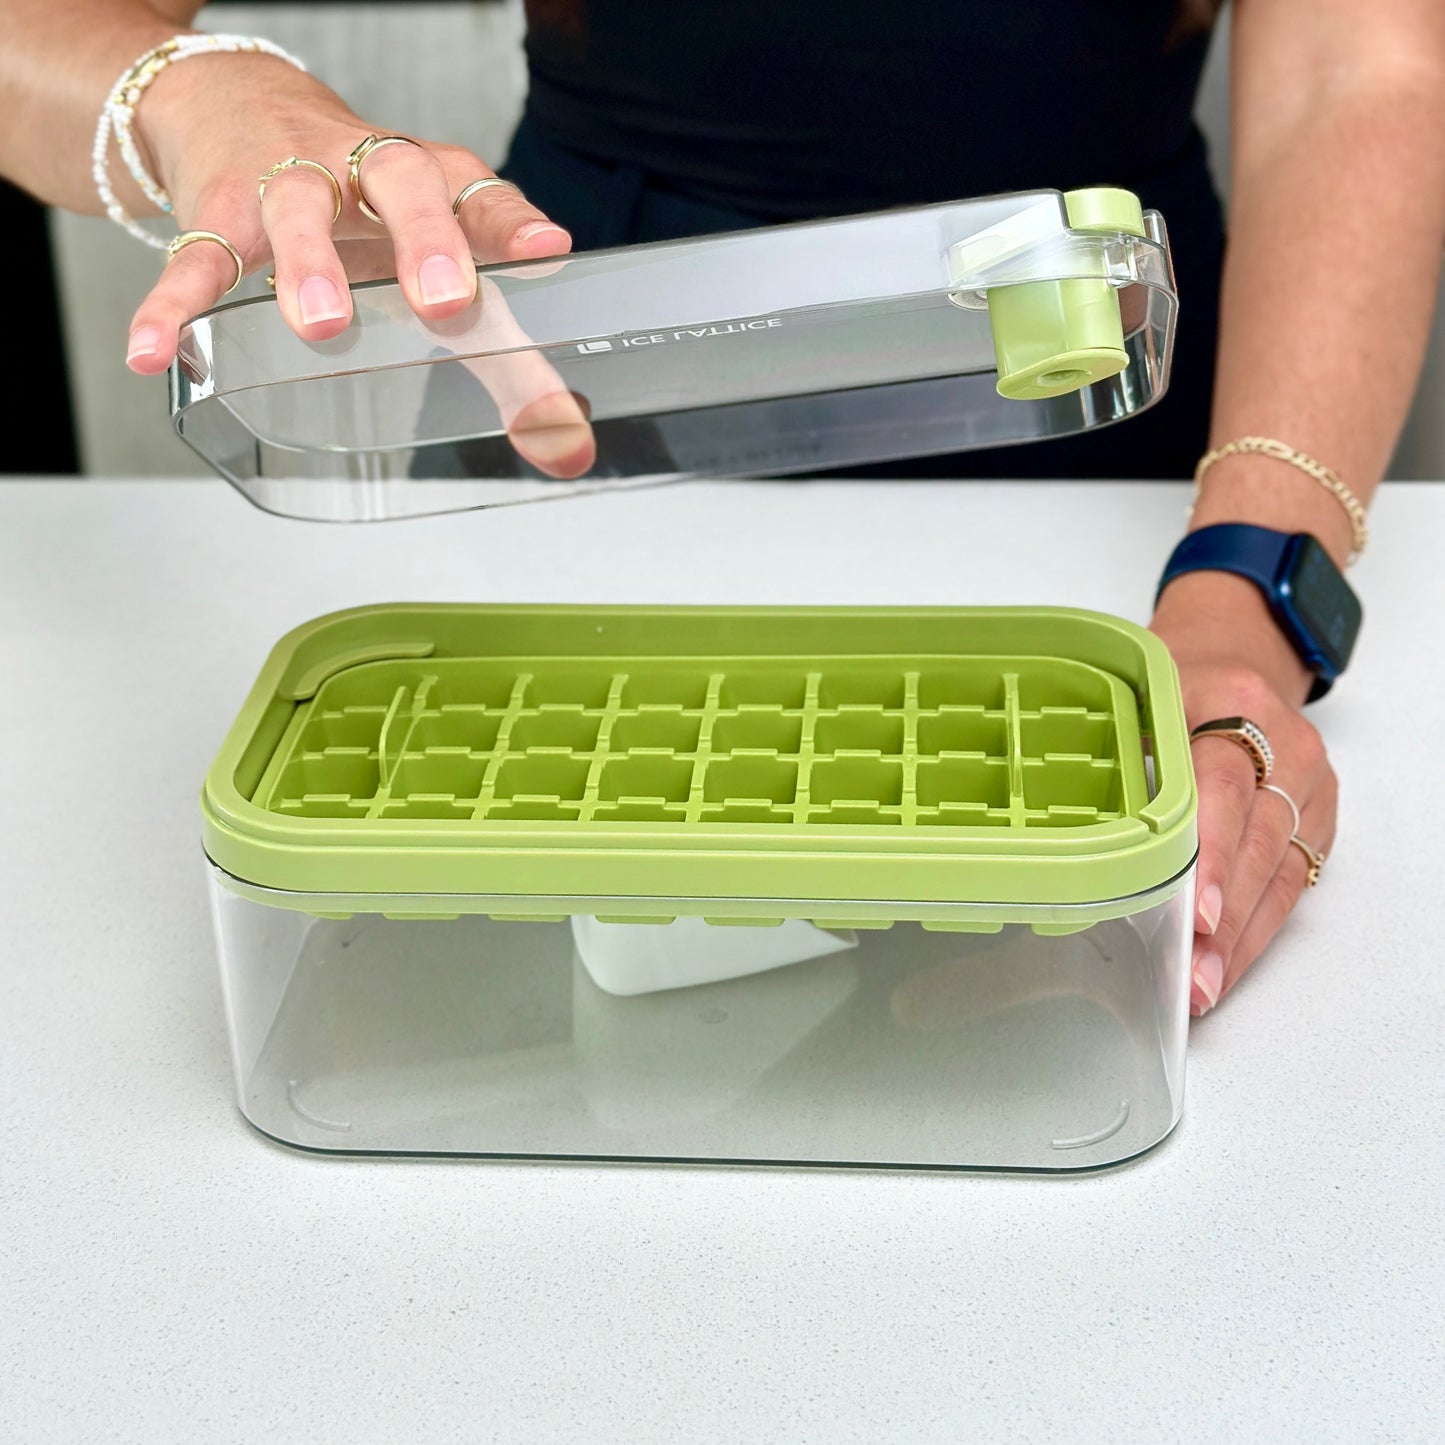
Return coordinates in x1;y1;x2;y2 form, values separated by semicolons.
201;602;1198;906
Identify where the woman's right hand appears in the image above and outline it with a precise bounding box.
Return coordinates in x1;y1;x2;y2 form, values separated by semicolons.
121;45;573;374
119;41;596;475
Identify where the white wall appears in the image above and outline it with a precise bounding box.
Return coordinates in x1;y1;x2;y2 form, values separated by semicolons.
51;1;1445;477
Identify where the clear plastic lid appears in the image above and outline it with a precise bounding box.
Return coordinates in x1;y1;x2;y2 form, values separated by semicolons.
170;186;1176;522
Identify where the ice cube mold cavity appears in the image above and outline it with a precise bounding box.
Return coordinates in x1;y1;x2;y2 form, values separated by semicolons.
261;655;1144;828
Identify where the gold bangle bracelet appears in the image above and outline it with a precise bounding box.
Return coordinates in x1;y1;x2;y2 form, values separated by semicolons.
1193;436;1368;564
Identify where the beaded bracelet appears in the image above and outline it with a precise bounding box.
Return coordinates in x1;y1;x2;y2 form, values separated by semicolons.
92;33;308;250
1193;435;1369;564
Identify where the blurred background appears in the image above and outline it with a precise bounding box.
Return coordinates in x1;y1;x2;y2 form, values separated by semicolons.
8;0;1445;478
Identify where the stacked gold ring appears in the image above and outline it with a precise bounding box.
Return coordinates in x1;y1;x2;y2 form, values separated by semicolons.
1190;718;1326;890
346;133;423;224
166;229;244;295
1288;835;1326;888
259;157;343;222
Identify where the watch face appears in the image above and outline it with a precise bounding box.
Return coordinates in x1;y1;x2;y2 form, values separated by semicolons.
1280;534;1362;674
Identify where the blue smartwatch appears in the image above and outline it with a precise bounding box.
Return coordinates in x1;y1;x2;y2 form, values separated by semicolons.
1156;523;1362;702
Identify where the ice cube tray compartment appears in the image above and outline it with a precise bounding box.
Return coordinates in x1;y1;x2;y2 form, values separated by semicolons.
205;605;1199;912
205;605;1199;1174
258;655;1146;831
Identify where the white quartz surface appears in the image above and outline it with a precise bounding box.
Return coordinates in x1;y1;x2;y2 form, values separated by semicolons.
2;478;1441;1443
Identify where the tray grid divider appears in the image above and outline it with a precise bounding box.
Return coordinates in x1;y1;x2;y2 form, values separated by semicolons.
363;682;424;818
578;675;630;822
900;670;921;829
683;674;727;824
1003;672;1027;828
795;671;823;823
469;673;535;820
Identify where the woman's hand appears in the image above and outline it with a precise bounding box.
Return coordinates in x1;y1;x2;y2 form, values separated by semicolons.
118;45;572;375
1150;570;1339;1017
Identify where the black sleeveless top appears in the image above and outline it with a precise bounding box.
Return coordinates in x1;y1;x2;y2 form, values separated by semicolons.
497;1;1226;479
521;0;1216;219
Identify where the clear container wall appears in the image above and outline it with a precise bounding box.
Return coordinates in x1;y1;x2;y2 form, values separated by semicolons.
209;868;1195;1172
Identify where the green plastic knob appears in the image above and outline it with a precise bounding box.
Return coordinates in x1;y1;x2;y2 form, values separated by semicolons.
988;187;1146;402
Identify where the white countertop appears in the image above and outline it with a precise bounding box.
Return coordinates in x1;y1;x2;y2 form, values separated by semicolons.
2;477;1442;1443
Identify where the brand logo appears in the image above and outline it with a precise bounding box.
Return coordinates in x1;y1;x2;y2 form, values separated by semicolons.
576;318;783;355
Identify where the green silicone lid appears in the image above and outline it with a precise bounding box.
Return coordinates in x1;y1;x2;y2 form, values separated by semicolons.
200;604;1197;910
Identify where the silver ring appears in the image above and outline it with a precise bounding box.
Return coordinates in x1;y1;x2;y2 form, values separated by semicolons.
1257;782;1301;835
452;177;523;216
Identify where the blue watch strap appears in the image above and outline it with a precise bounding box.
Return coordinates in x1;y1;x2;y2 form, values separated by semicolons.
1155;522;1290;606
1155;522;1344;703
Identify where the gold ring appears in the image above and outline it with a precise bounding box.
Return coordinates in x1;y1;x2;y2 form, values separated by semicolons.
1288;834;1325;888
166;229;244;295
258;157;343;222
346;133;423;224
1257;782;1301;836
1189;716;1273;784
452;177;523;216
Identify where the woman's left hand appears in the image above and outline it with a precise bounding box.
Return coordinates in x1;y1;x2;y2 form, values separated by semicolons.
1150;571;1339;1017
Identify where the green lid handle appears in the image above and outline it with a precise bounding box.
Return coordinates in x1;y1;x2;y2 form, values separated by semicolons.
988;187;1146;402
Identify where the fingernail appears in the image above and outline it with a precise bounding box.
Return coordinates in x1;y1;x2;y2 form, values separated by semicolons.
298;275;349;326
516;221;570;245
1191;951;1225;1016
1198;883;1223;934
126;325;161;365
418;254;473;305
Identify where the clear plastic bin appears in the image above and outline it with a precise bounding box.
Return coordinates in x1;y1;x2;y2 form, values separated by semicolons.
203;603;1199;1172
170;185;1177;521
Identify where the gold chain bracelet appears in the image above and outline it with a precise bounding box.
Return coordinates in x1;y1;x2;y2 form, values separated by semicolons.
1193;436;1368;564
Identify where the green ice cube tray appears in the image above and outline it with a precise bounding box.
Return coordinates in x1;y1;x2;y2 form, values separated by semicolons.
202;604;1196;915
